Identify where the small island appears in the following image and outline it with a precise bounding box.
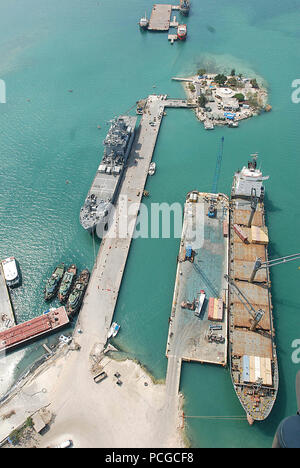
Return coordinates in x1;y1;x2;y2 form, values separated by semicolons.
178;69;271;130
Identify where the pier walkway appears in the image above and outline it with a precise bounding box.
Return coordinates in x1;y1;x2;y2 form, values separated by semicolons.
165;99;197;108
0;264;15;332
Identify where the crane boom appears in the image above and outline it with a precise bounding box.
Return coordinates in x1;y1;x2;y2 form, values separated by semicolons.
250;253;300;282
224;274;265;331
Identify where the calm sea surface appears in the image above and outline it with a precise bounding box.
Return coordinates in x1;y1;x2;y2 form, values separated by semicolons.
0;0;300;447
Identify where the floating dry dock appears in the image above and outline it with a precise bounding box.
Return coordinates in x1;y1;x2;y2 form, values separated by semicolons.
166;192;229;396
0;264;15;332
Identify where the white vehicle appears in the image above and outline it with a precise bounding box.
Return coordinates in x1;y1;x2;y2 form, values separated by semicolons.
1;257;20;287
195;290;206;317
56;439;72;448
148;162;156;176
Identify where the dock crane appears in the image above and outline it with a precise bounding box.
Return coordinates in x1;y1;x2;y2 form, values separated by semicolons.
224;274;265;331
208;137;225;218
250;253;300;282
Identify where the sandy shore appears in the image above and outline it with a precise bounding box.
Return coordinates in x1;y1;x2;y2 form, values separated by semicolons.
0;349;25;397
0;347;185;448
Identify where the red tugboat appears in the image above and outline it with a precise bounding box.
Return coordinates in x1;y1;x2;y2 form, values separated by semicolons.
177;24;187;40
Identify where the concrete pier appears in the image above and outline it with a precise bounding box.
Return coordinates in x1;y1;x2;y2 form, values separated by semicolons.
148;4;172;31
164;98;197;108
0;264;15;332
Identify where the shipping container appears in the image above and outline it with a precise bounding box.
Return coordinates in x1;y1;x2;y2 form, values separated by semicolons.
242;355;250;383
233;224;248;243
249;355;256;383
217;299;224;321
255;356;261;381
208;297;215;321
250;225;269;245
223;220;228;237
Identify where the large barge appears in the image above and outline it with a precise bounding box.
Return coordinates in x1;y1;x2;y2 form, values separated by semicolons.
228;155;278;424
80;115;137;238
0;307;69;353
166;191;229;368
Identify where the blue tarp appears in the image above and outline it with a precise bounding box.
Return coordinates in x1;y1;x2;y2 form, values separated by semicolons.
186;246;192;257
242;355;250;383
224;112;236;120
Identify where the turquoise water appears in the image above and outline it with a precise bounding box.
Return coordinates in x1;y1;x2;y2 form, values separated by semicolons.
0;0;300;447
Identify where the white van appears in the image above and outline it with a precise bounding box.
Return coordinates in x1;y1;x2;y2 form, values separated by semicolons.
56;440;72;448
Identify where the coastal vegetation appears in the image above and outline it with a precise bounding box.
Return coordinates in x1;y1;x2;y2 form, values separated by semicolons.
182;67;270;129
9;417;33;445
234;93;245;102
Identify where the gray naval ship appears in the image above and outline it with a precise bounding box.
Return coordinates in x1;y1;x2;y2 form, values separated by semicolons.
80;115;137;237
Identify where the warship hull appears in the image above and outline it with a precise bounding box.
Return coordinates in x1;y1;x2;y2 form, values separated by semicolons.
80;115;137;238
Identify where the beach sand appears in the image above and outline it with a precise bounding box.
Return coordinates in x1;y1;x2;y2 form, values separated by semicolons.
0;348;184;448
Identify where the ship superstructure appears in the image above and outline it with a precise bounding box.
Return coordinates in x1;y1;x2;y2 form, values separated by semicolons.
80;115;137;237
229;155;278;423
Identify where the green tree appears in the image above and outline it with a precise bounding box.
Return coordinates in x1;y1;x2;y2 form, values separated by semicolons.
198;94;207;108
214;74;227;86
197;68;206;76
234;93;245;102
250;78;259;89
231;69;236;76
227;77;238;88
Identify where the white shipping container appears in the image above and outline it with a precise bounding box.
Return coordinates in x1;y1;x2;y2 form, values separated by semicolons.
254;356;261;381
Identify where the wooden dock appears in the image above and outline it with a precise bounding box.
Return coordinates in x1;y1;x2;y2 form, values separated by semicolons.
0;264;15;332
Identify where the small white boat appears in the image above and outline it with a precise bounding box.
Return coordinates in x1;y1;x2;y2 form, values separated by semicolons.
204;120;214;130
195;290;206;317
228;121;239;128
148;162;156;176
1;257;20;287
107;322;120;339
139;13;149;30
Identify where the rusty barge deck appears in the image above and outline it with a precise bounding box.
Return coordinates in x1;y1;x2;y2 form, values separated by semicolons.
229;198;278;422
0;307;69;352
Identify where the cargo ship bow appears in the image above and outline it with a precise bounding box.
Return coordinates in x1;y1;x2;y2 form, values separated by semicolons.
228;154;278;423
